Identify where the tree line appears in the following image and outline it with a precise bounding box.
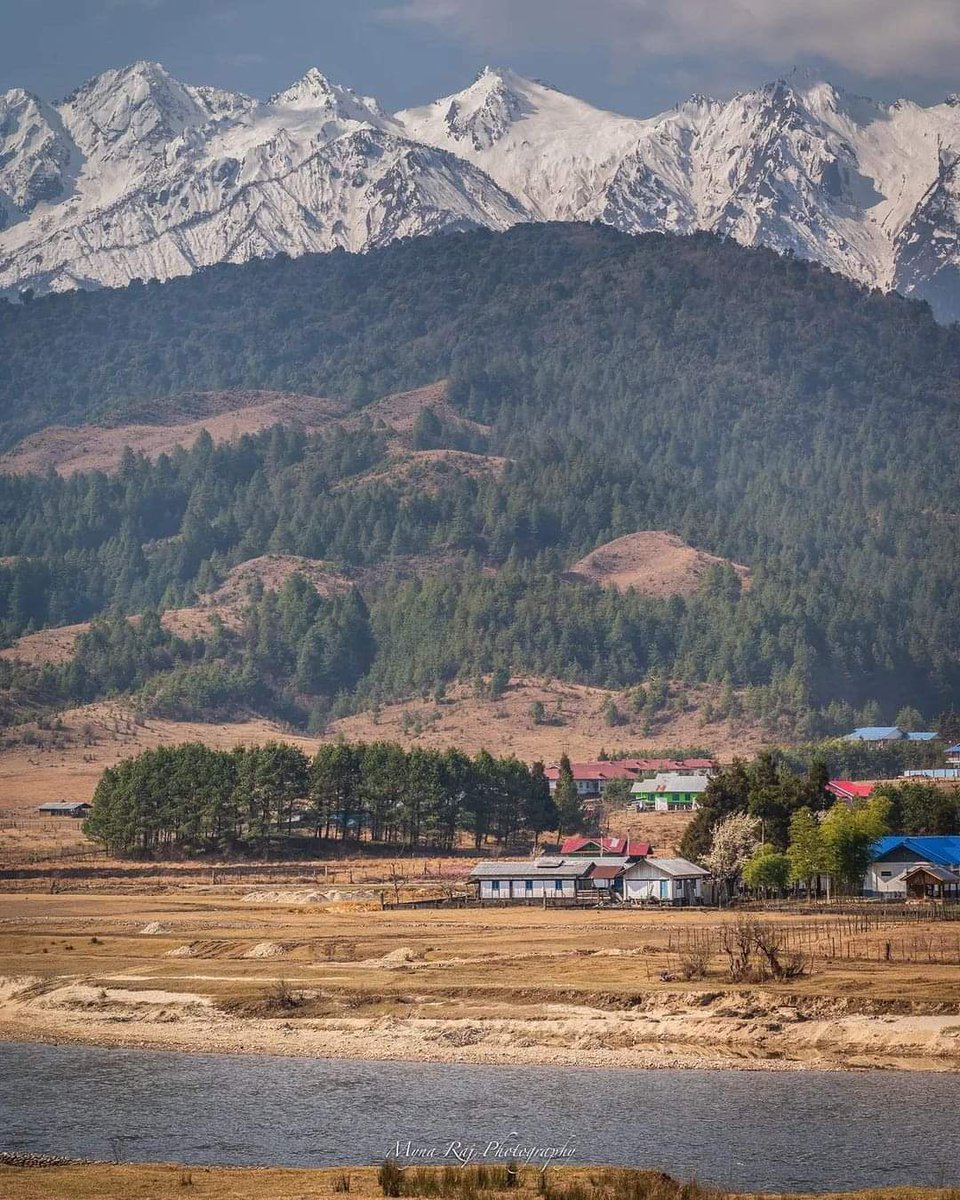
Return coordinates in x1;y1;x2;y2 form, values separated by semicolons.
83;740;559;857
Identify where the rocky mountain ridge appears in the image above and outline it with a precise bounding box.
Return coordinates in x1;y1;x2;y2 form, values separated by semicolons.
3;60;960;317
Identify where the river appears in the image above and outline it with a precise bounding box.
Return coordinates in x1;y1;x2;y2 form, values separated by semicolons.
3;1042;959;1191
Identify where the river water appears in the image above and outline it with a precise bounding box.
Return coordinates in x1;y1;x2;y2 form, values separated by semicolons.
3;1042;959;1191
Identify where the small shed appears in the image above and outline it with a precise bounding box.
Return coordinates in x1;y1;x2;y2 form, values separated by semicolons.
622;857;710;905
38;801;91;819
899;863;960;900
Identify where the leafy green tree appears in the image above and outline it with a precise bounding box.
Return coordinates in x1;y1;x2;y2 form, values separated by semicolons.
786;807;826;895
742;844;790;896
821;796;891;895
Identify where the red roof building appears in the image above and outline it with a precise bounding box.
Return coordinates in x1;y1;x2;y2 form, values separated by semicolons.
544;758;715;796
826;780;878;804
560;835;652;859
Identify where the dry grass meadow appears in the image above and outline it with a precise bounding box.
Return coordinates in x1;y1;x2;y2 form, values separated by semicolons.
5;1163;958;1200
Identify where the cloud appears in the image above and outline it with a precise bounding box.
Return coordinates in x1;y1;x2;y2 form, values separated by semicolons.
385;0;960;78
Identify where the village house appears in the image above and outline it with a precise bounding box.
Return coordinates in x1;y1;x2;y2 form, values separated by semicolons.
826;780;877;804
630;772;711;812
559;835;652;859
469;850;710;906
845;726;938;743
37;801;91;819
543;758;715;799
863;835;960;898
469;857;625;901
619;857;710;905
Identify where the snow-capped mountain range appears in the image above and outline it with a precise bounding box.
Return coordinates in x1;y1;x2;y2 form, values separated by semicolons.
4;60;960;318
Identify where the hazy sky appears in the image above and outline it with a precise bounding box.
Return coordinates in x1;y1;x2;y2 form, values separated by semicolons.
4;0;960;115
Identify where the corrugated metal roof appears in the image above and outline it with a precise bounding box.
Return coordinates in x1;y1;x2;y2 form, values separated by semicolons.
899;863;960;884
906;732;938;741
872;836;960;868
827;780;877;800
38;801;90;812
469;860;593;880
560;836;651;857
589;864;625;880
632;857;710;877
631;773;710;795
847;727;903;740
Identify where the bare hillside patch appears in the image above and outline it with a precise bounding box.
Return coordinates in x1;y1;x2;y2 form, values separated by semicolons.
0;391;347;476
568;532;750;597
209;555;353;606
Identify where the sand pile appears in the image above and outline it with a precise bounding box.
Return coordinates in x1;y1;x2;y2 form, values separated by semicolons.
165;944;195;958
140;921;170;935
244;941;285;959
379;947;424;969
243;889;327;903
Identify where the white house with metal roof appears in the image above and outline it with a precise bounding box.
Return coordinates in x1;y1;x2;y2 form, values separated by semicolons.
469;857;631;901
620;857;710;904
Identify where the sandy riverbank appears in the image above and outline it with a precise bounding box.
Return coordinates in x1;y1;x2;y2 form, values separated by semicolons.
3;891;960;1072
2;973;959;1072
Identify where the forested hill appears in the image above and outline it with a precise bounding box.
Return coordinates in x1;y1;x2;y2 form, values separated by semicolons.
1;223;960;732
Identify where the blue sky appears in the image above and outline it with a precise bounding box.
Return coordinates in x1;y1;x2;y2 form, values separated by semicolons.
4;0;960;114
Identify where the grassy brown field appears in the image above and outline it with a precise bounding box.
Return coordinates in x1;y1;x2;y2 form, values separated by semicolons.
4;1163;957;1200
1;890;959;1071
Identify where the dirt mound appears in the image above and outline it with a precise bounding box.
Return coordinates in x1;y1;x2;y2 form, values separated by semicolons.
0;391;346;476
210;555;353;607
244;941;286;959
567;532;751;597
139;921;170;935
165;944;195;958
379;947;424;967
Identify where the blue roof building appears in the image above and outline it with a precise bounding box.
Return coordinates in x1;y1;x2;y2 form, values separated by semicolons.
865;836;960;895
845;726;938;743
870;836;960;867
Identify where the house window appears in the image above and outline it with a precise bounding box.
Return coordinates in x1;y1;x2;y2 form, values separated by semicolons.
880;871;892;879
525;880;533;892
554;880;563;891
491;880;500;891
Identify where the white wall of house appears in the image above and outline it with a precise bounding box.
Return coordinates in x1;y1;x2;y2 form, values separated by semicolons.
621;861;703;903
478;877;579;900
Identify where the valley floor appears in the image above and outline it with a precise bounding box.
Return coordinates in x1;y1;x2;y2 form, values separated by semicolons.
2;892;959;1072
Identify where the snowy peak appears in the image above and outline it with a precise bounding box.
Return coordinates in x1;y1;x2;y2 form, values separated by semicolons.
5;60;960;320
0;88;76;224
401;65;534;152
60;60;222;161
269;67;391;128
270;66;339;107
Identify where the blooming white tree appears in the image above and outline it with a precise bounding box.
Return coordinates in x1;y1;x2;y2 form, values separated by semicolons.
702;812;760;903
